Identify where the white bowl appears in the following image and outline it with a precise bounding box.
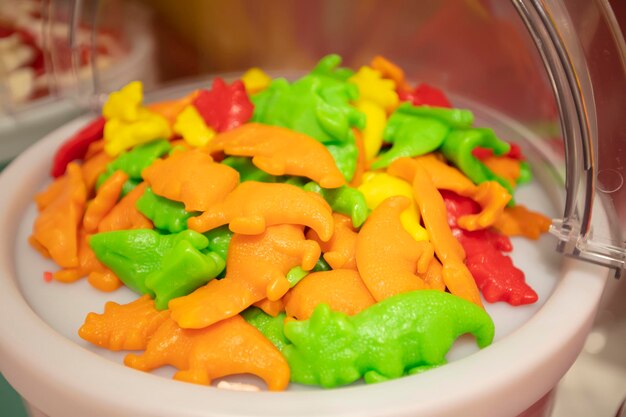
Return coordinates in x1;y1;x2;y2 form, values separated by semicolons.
0;115;610;417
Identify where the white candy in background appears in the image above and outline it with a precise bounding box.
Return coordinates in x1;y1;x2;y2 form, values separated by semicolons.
6;67;35;103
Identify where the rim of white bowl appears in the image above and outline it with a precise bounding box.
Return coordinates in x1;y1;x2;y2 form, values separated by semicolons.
0;116;610;417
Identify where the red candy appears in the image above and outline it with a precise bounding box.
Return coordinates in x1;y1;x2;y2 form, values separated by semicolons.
192;78;254;132
398;83;452;108
442;190;538;306
50;117;106;178
472;142;524;161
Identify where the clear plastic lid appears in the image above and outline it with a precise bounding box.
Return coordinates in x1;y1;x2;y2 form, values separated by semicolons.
16;0;626;276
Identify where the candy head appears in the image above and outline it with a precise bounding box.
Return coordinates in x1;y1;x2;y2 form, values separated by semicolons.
283;304;360;388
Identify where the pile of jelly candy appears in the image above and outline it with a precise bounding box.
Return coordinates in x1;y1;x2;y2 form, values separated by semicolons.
30;55;551;390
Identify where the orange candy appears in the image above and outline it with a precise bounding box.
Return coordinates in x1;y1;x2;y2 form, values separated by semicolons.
370;55;411;92
170;224;320;329
284;269;375;320
253;298;286;317
53;230;122;292
349;128;368;187
355;196;435;301
389;155;510;231
188;181;334;241
493;205;551;239
307;213;358;270
147;90;199;125
124;315;290;391
30;163;87;268
208;123;345;188
403;160;483;307
79;295;170;351
97;182;153;232
80;150;113;196
142;149;240;212
483;156;522;188
83;170;128;233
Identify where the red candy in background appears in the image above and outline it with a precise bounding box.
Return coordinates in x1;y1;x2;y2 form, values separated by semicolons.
192;78;254;132
398;83;452;108
472;142;524;161
442;190;538;306
50;117;106;178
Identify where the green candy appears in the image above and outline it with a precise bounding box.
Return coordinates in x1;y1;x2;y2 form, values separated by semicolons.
312;257;331;272
145;240;225;310
203;226;233;279
440;128;513;195
203;225;233;262
135;187;199;234
282;290;495;388
304;182;369;228
309;53;355;82
252;55;365;181
221;156;279;183
517;160;533;185
241;307;290;351
371;103;474;169
89;229;224;304
286;266;309;287
97;139;172;191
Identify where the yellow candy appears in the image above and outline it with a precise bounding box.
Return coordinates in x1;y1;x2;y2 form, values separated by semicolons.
103;82;172;156
357;172;429;241
242;67;272;94
103;81;143;122
349;66;399;113
354;100;386;162
173;106;216;148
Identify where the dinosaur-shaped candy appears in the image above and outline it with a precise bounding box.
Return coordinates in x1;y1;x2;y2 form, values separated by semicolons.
170;224;321;329
79;295;169;351
187;181;334;241
252;55;365;181
284;269;375;320
136;187;199;234
355;196;439;301
388;155;511;231
30;163;87;268
306;213;358;270
125;315;290;391
283;290;495;388
89;229;224;309
371;103;474;169
142;148;240;212
208;123;345;188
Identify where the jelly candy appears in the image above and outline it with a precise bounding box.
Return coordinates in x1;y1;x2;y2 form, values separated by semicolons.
372;103;473;169
141;149;239;212
125;315;290;391
283;290;495;388
89;229;222;299
355;196;437;301
173;105;216;147
51;117;105;178
209;123;345;188
136;187;199;234
192;78;254;132
188;181;334;241
169;224;320;328
102;82;171;156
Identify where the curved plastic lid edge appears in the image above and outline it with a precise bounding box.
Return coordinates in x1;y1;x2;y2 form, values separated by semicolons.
514;0;625;278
